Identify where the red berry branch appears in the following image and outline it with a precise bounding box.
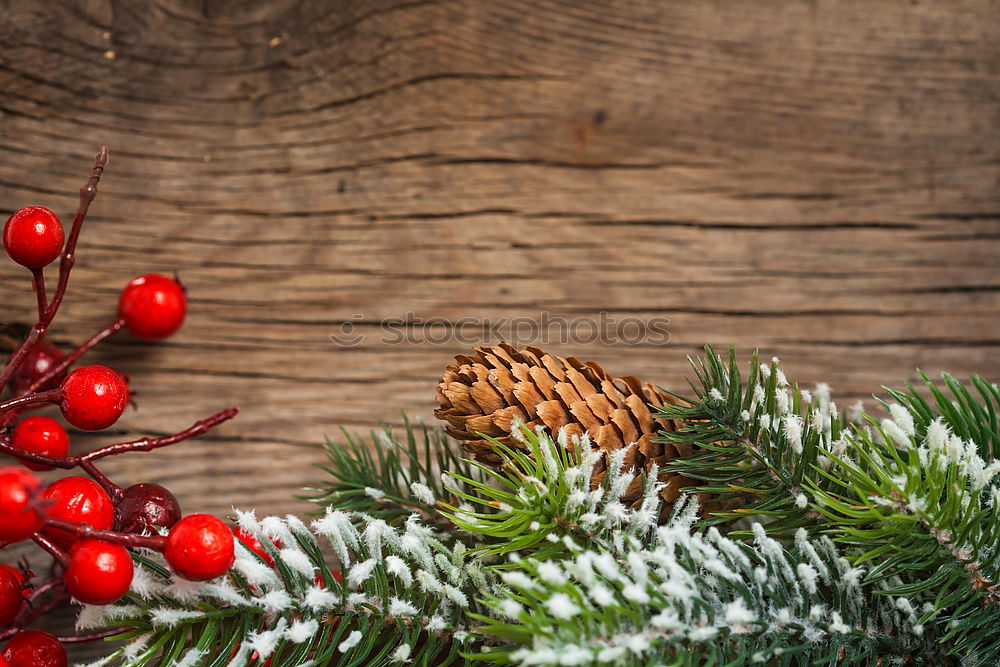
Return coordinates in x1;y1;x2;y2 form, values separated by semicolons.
0;147;241;664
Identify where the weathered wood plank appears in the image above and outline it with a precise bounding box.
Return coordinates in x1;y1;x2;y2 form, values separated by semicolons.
0;0;998;657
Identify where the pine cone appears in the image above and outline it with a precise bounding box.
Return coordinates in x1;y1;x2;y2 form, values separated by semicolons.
434;343;704;513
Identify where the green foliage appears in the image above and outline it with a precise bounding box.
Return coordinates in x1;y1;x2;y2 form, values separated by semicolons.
81;353;1000;665
82;510;493;667
441;427;662;561
659;345;1000;663
656;347;843;536
806;407;1000;662
471;501;930;666
302;417;483;532
879;370;1000;460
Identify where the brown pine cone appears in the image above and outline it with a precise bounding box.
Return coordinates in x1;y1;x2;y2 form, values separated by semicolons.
434;343;704;513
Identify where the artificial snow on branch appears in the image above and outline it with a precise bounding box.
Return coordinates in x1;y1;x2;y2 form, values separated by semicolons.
79;508;495;667
74;350;1000;664
657;345;1000;662
655;347;844;535
441;426;664;560
472;497;932;666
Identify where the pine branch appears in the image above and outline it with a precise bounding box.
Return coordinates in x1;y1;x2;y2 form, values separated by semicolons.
655;346;842;535
82;425;938;665
879;370;1000;460
302;417;485;533
806;411;1000;662
441;425;663;561
659;346;1000;662
470;497;935;666
78;511;500;666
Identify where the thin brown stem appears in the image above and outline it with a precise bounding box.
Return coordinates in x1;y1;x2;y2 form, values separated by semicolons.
0;146;109;393
44;145;109;323
33;533;69;568
26;318;126;395
41;516;166;551
77;407;239;462
59;626;134;643
30;268;47;321
0;388;61;415
0;407;238;470
0;588;71;643
26;575;61;602
79;459;123;499
22;590;68;623
0;326;44;395
0;434;72;470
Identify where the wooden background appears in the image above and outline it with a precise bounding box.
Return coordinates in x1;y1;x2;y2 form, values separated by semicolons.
0;0;998;657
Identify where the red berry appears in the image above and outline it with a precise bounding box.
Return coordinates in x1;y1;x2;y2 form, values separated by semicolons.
116;483;181;534
9;340;67;395
164;514;235;581
2;207;64;269
0;468;42;544
2;629;66;667
233;527;278;566
40;477;114;550
9;417;70;471
59;365;129;431
63;539;133;605
118;274;187;341
0;564;31;627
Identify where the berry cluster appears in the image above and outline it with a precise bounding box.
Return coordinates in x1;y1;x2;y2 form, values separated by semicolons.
0;148;239;663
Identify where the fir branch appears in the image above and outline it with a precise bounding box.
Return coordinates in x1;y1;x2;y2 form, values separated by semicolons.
879;370;1000;460
655;346;842;535
660;347;1000;662
470;497;934;666
441;425;663;561
302;417;485;532
82;511;501;666
807;412;1000;662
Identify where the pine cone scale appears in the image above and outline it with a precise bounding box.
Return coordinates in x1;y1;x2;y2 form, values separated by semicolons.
567;400;601;433
470;381;504;414
536;400;570;432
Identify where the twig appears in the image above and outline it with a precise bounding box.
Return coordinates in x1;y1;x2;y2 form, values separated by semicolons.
0;580;133;644
0;146;109;393
0;588;70;643
25;575;61;602
41;516;165;551
59;626;134;643
45;145;110;323
25;318;127;395
32;533;69;568
30;268;47;321
79;407;240;462
0;388;61;415
79;459;122;499
0;407;239;473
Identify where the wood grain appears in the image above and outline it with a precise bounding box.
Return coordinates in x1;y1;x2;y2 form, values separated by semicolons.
0;0;998;657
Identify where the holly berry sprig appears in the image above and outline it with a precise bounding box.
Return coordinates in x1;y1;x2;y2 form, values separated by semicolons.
0;148;241;664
